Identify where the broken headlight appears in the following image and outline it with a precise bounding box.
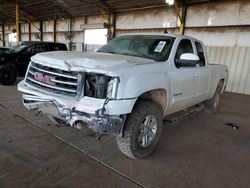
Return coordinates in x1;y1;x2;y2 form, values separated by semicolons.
84;74;119;99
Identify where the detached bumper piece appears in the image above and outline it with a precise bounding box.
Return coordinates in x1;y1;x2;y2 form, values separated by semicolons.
23;94;125;135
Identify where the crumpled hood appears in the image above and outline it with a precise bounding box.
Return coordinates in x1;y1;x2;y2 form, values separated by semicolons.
31;51;155;72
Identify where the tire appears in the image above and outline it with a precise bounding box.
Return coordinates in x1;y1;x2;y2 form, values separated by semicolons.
204;80;224;113
117;100;163;159
0;66;17;85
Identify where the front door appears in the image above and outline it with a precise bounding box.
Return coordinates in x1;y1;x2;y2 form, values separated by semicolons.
168;39;199;113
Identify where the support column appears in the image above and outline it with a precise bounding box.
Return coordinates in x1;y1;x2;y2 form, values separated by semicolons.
181;6;187;35
2;25;5;46
53;19;56;42
40;21;43;41
19;22;22;41
16;0;20;44
82;16;87;51
111;13;116;38
28;22;31;41
69;19;73;51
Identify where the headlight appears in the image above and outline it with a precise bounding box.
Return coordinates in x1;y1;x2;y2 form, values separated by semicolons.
84;74;119;99
107;77;119;99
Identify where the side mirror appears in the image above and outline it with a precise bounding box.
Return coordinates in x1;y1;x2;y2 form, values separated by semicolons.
175;53;200;68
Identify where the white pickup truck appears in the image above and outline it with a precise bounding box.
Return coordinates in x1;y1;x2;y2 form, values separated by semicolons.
18;34;228;159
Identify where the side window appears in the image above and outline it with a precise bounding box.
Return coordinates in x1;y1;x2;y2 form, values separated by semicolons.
195;42;206;67
175;39;194;60
33;44;47;53
26;44;46;55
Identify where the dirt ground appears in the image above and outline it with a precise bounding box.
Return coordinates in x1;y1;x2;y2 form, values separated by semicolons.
0;80;249;188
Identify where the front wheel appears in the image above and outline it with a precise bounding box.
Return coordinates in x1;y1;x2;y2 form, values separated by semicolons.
117;100;162;159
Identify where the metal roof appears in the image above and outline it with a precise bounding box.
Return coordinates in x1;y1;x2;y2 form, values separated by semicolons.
0;0;214;24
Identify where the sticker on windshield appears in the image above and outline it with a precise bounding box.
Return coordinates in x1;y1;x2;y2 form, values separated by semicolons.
154;41;166;52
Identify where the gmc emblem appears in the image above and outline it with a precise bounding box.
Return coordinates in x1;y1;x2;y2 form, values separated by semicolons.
34;72;55;85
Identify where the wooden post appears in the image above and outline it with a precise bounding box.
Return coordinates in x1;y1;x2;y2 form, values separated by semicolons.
28;22;31;41
2;25;5;46
40;21;43;41
53;19;56;42
16;0;20;43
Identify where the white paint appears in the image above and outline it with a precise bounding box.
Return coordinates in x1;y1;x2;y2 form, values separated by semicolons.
180;53;199;61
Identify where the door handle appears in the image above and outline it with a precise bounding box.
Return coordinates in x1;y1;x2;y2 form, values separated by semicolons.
192;73;200;77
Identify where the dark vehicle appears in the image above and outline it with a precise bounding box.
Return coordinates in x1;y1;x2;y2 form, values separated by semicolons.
0;41;67;85
0;47;10;53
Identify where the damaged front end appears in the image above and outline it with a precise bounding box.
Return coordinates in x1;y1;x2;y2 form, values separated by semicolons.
18;61;133;135
23;94;126;135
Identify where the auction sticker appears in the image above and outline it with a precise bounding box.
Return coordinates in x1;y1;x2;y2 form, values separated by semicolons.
154;41;166;52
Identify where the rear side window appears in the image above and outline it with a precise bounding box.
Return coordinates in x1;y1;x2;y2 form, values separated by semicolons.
25;43;47;55
175;39;194;60
195;42;206;67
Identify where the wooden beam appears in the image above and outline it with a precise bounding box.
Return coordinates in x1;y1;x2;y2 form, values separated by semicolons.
16;0;20;44
40;21;43;41
69;18;72;51
19;22;21;41
2;24;5;46
181;5;188;35
28;22;31;41
111;12;116;38
53;19;56;42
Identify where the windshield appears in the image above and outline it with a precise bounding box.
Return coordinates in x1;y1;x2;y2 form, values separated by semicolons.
8;44;27;53
97;35;175;61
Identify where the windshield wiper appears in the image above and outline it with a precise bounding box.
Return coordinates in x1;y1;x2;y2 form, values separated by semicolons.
120;52;154;60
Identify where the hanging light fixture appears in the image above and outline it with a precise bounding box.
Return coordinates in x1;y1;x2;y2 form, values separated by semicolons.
165;0;174;5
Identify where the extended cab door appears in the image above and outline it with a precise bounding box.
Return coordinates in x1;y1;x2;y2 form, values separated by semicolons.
168;39;200;113
194;41;210;101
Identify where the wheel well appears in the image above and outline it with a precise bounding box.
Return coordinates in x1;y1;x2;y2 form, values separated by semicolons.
138;89;167;114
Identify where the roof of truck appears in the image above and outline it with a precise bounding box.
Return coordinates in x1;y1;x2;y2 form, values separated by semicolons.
120;33;204;44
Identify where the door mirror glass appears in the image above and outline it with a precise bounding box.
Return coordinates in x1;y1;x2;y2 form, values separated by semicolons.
175;53;200;68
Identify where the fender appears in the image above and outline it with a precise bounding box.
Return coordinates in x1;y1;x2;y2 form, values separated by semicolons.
115;63;170;99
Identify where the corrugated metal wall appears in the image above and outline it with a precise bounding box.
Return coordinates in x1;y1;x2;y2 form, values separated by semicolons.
207;46;250;95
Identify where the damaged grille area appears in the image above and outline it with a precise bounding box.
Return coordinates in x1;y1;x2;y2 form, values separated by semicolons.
26;61;80;97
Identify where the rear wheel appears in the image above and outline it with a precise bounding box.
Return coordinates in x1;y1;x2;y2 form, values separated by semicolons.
0;66;17;85
204;80;223;113
117;100;162;159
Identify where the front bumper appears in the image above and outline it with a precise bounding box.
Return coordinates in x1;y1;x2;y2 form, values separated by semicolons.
18;80;137;135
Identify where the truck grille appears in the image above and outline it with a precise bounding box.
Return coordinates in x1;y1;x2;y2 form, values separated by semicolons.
26;61;80;97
